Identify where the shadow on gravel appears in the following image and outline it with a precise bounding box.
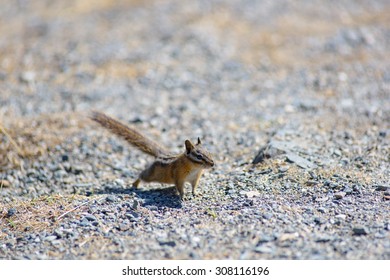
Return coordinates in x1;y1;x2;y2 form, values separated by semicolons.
96;185;183;209
135;187;183;209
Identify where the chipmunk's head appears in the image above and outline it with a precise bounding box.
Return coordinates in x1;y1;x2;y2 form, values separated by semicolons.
185;138;214;168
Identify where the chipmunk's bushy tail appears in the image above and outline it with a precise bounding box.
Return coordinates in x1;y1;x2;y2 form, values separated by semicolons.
91;111;170;158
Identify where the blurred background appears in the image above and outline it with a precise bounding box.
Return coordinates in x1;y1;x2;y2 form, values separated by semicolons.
0;0;390;173
1;0;389;168
1;0;388;113
1;0;389;170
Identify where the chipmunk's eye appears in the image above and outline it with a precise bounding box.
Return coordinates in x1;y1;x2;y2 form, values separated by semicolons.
196;154;203;160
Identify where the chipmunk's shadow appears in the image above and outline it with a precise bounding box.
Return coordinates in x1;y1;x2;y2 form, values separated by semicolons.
96;185;183;209
135;187;183;209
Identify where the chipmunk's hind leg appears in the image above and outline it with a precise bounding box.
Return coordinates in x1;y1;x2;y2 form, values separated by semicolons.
133;164;156;188
132;167;152;188
132;178;141;188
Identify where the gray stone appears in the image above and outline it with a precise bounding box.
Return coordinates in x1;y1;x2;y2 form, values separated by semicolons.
278;165;289;172
317;207;327;213
286;153;316;169
335;214;347;220
158;240;176;247
257;234;274;243
254;245;273;254
334;192;346;199
242;190;261;198
262;213;273;220
45;235;57;242
80;218;90;227
54;170;67;179
106;195;117;203
252;140;293;164
343;186;353;194
314;216;325;224
7;208;16;217
315;235;333;242
147;206;158;211
375;185;389;191
19;71;36;83
353;226;368;236
83;214;97;221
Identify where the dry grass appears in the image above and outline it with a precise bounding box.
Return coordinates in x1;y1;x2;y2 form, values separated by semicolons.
0;194;96;240
14;0;149;19
0;112;88;172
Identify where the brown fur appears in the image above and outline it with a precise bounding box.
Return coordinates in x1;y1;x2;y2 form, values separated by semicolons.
91;111;214;199
91;111;170;157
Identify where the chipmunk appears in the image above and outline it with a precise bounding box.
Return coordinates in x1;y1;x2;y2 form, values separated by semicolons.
91;111;214;199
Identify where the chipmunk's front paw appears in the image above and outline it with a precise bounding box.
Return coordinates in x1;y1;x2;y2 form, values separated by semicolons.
180;194;192;201
191;191;201;198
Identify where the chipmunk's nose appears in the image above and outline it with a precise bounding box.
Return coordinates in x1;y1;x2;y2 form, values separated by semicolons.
210;161;215;167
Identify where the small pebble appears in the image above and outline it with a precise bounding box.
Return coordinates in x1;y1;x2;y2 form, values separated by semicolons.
314;216;325;225
242;190;260;198
106;195;117;203
254;245;273;254
278;165;289;173
83;214;97;221
7;208;17;217
317;207;327;213
119;224;130;231
278;232;299;242
158;240;176;247
80;218;90;227
335;214;347;220
19;71;36;83
352;226;368;236
61;154;69;162
375;185;389;191
132;200;139;210
72;165;84;175
334;192;346;199
257;234;274;243
323;180;332;186
54;229;63;239
306;180;319;186
309;171;318;180
262;213;273;220
343;186;353;194
147;206;158;211
45;235;57;242
315;235;332;243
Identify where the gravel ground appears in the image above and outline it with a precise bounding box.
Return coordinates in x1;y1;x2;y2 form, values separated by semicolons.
0;0;389;259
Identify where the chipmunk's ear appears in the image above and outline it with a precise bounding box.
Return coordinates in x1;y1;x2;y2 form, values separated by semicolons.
197;137;201;145
185;140;194;154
